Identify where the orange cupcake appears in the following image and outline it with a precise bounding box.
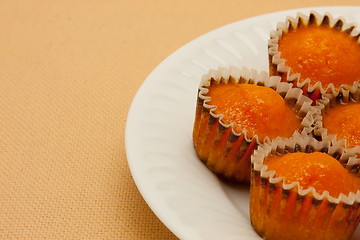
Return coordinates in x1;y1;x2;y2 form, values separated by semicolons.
193;67;316;183
250;134;360;240
314;85;360;152
269;11;360;104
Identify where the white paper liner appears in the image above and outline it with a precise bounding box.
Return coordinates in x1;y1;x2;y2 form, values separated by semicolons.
197;66;316;144
268;11;360;97
251;132;360;205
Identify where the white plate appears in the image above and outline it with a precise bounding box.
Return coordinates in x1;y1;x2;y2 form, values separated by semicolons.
125;6;360;240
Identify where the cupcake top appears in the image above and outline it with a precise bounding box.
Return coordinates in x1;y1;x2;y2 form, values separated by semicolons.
264;152;359;198
269;12;360;97
322;102;360;148
278;24;360;89
252;133;360;204
208;82;300;141
313;85;360;151
199;67;316;144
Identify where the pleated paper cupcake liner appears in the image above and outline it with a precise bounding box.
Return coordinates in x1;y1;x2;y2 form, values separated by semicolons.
250;133;360;240
192;66;316;183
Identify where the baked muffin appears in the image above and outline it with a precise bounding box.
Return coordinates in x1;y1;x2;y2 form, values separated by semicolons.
250;134;360;240
193;66;315;183
314;85;360;152
269;11;360;103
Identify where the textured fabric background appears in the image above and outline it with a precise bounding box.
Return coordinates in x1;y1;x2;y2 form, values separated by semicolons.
0;0;358;239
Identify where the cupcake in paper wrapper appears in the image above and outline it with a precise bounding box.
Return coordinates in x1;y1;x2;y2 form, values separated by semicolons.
268;11;360;104
250;133;360;240
313;84;360;154
192;66;316;183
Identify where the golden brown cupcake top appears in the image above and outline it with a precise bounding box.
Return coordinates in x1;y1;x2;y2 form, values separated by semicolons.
278;25;360;89
207;83;300;142
264;152;360;198
322;102;360;148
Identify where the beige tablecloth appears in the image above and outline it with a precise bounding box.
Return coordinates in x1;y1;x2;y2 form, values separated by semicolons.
0;0;358;239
